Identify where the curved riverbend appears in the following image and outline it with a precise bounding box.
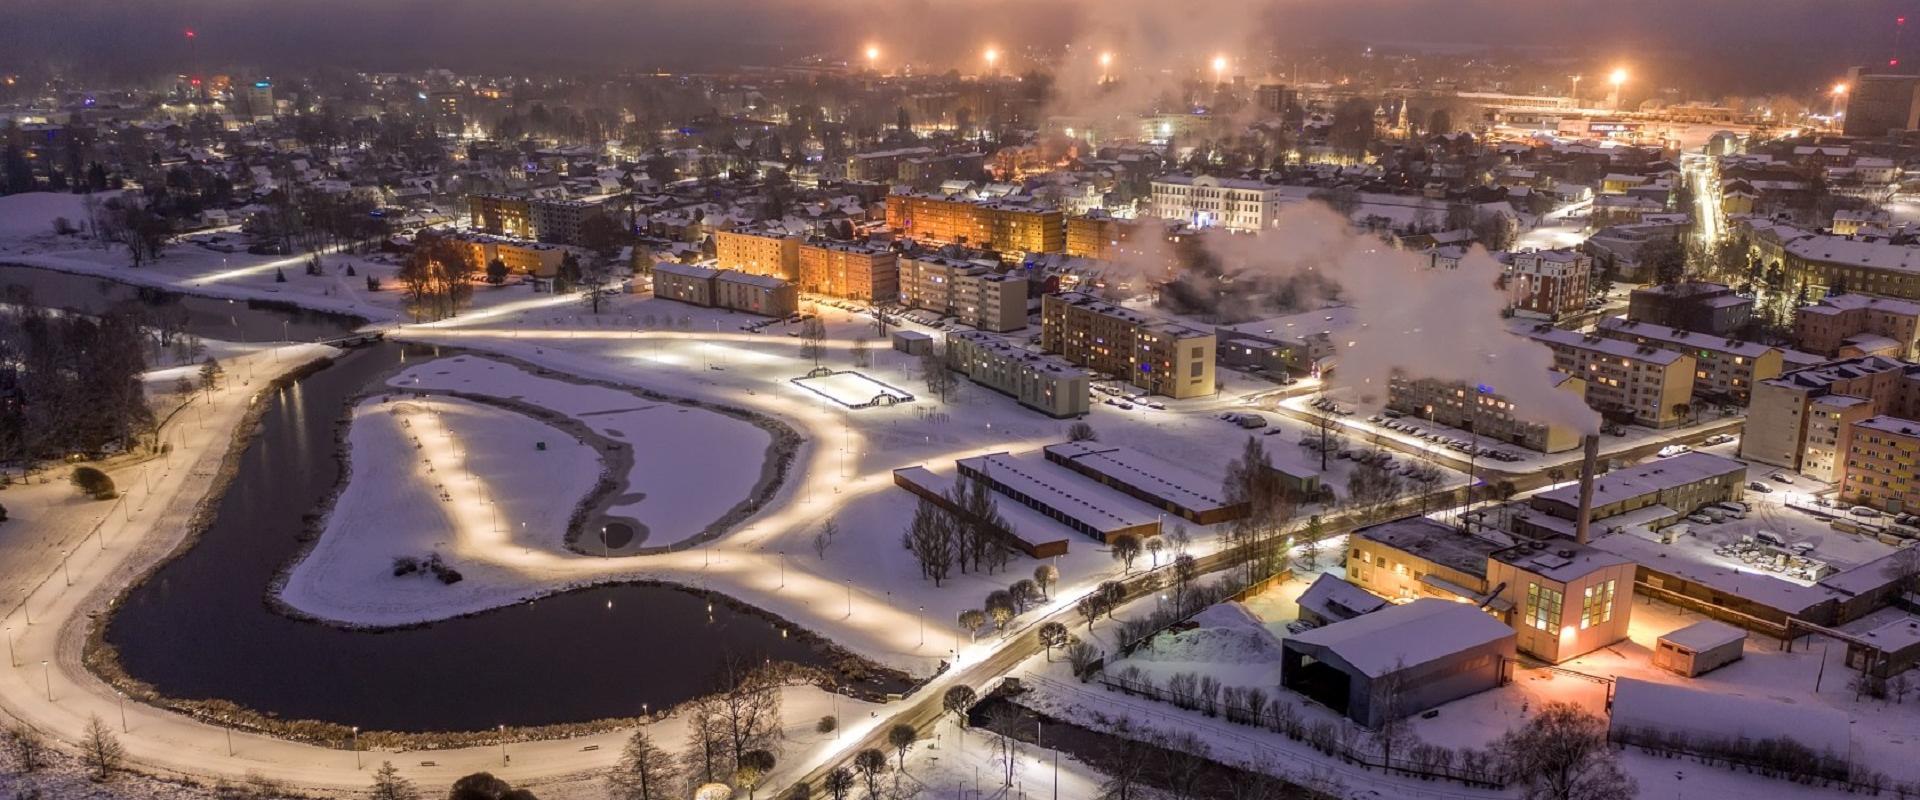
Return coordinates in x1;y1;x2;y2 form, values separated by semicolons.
0;265;900;735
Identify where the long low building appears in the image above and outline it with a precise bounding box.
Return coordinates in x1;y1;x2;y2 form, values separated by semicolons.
1526;452;1745;525
945;331;1090;418
891;466;1070;558
652;262;799;317
1527;325;1697;427
956;451;1162;543
1042;441;1244;524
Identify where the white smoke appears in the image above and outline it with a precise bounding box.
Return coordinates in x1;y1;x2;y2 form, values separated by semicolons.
1264;203;1601;435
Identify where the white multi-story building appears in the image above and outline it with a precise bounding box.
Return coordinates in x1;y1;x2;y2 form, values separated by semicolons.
1148;175;1289;233
899;253;1029;332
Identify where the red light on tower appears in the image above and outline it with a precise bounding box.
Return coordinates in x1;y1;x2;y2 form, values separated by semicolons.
184;28;196;39
1894;58;1903;67
1900;16;1908;25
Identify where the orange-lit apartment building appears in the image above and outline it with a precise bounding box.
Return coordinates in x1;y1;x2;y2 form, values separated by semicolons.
714;229;801;281
797;241;900;302
1840;416;1920;513
885;194;1064;259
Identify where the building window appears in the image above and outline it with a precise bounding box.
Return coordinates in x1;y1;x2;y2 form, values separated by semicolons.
1580;580;1615;629
1524;582;1563;632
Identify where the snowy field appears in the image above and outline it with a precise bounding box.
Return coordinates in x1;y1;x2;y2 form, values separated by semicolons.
391;355;774;550
277;395;606;626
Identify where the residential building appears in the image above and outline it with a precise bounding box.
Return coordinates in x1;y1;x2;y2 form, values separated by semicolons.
1626;281;1753;336
1780;234;1920;302
945;331;1090;418
431;230;572;278
1041;292;1216;399
1594;317;1785;405
651;262;798;317
1526;326;1698;427
1385;373;1587;453
1741;356;1920;477
884;194;1064;257
898;253;1029;332
1795;293;1920;360
797;241;899;302
469;193;534;239
469;192;621;247
714;229;800;281
1148;174;1287;233
1215;306;1356;378
1839;416;1920;512
1843;70;1920;137
1504;248;1592;321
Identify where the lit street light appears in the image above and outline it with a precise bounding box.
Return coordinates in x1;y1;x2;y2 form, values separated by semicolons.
1211;55;1229;83
984;47;1000;75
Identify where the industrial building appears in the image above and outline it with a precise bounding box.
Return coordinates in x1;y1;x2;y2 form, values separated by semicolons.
1281;599;1516;728
954;451;1162;543
1042;441;1243;524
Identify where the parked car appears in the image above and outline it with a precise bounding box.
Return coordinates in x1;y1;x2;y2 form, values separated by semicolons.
1850;506;1881;518
1747;481;1773;493
1769;473;1794;484
1657;445;1691;458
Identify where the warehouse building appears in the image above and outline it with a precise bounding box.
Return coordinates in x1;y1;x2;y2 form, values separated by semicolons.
955;451;1162;543
1042;441;1244;524
1281;599;1516;728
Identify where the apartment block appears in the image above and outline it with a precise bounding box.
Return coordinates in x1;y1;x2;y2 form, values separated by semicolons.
884;194;1065;257
1386;373;1587;453
1627;281;1753;336
1594;317;1785;405
798;241;899;302
1795;293;1920;360
652;262;798;318
1741;356;1920;477
1040;292;1216;399
469;193;534;239
1505;248;1592;322
714;229;801;281
1526;326;1697;428
1841;416;1920;512
945;331;1090;418
432;230;573;278
898;253;1029;332
468;192;620;246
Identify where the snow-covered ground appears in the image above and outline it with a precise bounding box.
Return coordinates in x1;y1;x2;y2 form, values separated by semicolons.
391;355;774;550
277;395;606;626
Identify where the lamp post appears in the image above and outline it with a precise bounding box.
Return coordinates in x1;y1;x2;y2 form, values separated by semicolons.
845;580;852;617
60;550;71;587
499;724;509;766
353;726;361;769
3;626;11;667
117;691;127;732
39;660;49;702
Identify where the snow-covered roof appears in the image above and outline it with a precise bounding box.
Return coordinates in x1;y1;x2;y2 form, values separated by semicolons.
1656;620;1745;652
1296;573;1388;623
1588;532;1841;616
1531;452;1744;515
1287;598;1514;678
1611;677;1851;757
1596;317;1779;359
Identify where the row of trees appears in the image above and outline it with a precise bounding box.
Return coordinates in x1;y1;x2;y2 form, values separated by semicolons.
0;302;155;465
902;478;1014;586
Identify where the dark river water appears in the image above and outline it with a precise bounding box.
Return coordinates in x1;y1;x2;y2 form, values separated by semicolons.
0;264;879;732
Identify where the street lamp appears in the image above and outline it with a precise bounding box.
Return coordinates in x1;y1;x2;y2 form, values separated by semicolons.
865;45;880;70
499;724;509;766
353;726;361;769
117;691;127;732
984;47;1000;75
1211;55;1229;83
39;660;49;702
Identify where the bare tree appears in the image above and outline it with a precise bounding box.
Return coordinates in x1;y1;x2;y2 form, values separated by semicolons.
735;750;777;800
812;518;839;560
851;336;872;368
1068;421;1098;442
906;497;957;585
1111;533;1143;573
1033;563;1059;599
824;767;856;800
920;346;956;403
943;685;978;727
1039;621;1069;661
1497;702;1637;800
610;729;680;800
887;723;918;770
4;723;46;773
800;316;827;367
958;609;986;640
1145;536;1165;567
853;748;888;798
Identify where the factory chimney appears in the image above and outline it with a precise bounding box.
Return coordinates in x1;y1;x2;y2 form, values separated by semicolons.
1574;433;1601;545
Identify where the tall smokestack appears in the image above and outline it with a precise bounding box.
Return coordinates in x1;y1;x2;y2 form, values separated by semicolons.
1574;434;1601;545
